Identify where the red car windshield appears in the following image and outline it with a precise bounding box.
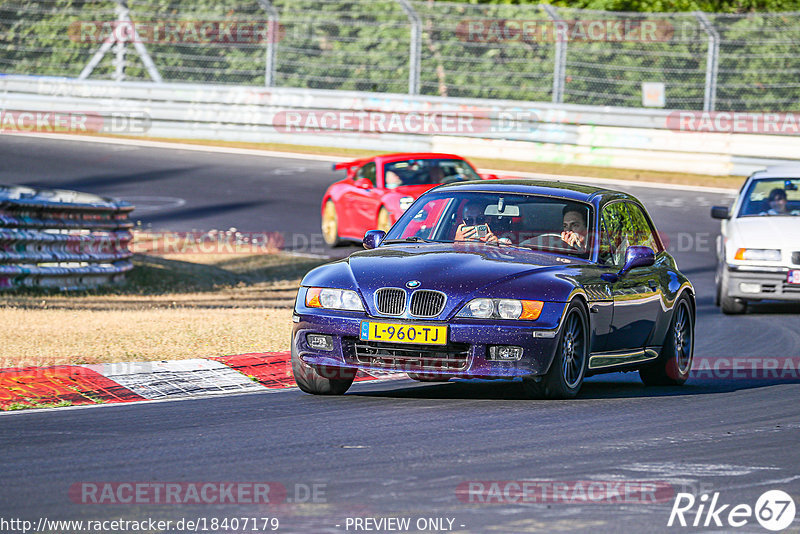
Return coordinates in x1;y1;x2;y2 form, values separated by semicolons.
383;158;481;189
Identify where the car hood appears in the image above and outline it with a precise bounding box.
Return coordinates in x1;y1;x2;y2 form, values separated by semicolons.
729;217;800;249
343;244;583;317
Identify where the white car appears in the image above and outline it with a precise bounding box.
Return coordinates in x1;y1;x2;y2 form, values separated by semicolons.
712;167;800;314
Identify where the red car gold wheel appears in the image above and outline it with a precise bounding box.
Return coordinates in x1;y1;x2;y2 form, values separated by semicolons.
322;200;341;246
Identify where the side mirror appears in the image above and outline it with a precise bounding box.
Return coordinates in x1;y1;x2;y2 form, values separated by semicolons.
618;245;655;277
710;206;730;219
363;230;386;250
354;178;372;190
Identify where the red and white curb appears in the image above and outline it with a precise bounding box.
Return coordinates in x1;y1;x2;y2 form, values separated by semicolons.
0;352;391;410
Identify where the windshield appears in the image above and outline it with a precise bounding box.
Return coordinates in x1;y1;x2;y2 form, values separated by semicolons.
383;191;593;259
738;178;800;217
383;158;481;189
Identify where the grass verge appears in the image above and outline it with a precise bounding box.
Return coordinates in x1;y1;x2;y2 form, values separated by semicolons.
0;252;330;368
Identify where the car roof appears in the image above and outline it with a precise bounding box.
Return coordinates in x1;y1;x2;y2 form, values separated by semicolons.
431;178;634;203
751;166;800;179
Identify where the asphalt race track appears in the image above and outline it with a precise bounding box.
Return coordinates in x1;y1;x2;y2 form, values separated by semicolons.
1;135;799;533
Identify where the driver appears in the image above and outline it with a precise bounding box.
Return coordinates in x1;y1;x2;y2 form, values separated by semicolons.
384;170;402;189
761;188;800;215
561;206;588;250
455;200;499;243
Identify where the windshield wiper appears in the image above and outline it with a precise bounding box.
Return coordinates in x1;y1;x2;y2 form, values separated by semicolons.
382;236;437;244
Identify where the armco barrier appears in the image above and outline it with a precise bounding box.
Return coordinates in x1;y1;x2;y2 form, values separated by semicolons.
1;75;799;176
0;185;134;290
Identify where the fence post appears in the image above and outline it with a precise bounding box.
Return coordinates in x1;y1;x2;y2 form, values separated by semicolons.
542;4;566;104
79;0;162;82
113;2;126;82
395;0;421;95
257;0;279;87
695;11;719;112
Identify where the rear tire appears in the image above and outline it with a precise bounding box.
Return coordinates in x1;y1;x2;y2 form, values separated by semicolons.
321;200;341;247
640;295;694;386
522;301;588;399
291;343;354;395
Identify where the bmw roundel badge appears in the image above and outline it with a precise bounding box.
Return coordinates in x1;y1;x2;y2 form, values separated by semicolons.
406;280;421;289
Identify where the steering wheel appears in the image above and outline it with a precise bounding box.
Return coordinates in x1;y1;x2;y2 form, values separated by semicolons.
522;233;569;249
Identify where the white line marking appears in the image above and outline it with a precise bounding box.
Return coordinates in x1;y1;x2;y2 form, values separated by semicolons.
5;132;740;194
622;462;779;477
3;132;343;163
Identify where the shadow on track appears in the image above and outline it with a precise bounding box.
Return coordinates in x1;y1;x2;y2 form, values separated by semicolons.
348;375;800;401
18;166;202;191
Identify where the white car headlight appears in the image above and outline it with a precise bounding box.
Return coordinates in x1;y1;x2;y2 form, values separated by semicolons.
734;248;781;261
457;298;543;320
305;287;364;311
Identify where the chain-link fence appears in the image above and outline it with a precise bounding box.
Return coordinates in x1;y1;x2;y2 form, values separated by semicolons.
1;0;799;111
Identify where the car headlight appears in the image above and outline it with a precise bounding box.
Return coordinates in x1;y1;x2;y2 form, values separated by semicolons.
305;287;364;311
399;196;414;211
734;248;781;261
457;298;543;320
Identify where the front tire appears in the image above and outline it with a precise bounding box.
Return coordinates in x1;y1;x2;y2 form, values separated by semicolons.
522;301;588;399
720;267;746;314
640;295;694;386
291;343;354;395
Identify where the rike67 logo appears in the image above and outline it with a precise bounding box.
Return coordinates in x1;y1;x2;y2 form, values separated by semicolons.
668;490;796;531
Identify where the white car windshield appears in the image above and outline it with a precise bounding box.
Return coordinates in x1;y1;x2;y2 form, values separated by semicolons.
738;178;800;217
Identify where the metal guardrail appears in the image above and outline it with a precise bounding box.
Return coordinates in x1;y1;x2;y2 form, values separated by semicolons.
2;1;800;112
1;75;799;176
0;185;134;290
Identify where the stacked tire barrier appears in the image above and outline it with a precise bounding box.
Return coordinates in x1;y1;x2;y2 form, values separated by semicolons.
0;185;134;290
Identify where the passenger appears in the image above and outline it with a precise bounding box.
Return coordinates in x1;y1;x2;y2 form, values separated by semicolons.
454;200;499;243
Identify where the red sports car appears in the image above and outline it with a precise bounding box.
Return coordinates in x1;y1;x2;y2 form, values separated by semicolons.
321;152;494;246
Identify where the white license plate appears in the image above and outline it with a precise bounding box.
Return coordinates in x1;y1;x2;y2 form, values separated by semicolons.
788;270;800;285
